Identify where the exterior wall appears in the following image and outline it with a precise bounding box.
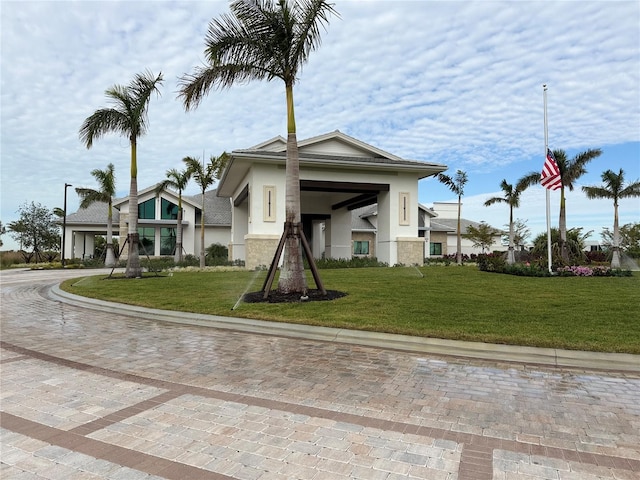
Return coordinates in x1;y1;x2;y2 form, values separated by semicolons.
429;231;449;256
376;173;420;265
326;208;351;259
352;231;376;258
245;234;280;270
397;237;425;266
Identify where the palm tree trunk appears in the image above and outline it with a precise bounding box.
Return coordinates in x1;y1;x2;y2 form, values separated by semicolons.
559;186;568;263
456;195;462;265
199;192;205;268
278;84;307;294
611;201;621;268
507;206;515;264
174;204;183;264
126;140;142;277
105;200;116;267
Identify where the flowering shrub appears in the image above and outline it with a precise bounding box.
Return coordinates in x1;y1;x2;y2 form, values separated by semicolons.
556;265;632;277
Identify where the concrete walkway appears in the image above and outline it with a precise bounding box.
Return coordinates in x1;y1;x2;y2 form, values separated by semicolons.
1;268;639;479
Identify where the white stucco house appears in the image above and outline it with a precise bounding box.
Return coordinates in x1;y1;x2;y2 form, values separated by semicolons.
63;131;449;267
423;202;507;257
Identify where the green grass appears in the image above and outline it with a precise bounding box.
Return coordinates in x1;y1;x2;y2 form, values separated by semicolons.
59;266;640;354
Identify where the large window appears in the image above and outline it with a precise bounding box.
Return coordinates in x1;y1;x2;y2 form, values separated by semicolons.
353;240;369;255
430;242;442;255
138;227;155;255
160;227;176;255
138;199;155;220
161;198;178;220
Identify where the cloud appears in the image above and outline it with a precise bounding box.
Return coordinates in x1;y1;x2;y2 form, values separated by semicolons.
1;1;638;250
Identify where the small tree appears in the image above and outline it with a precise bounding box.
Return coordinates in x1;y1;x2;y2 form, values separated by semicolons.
183;153;229;268
8;202;60;263
462;221;498;254
582;169;640;268
438;169;468;264
601;222;640;258
531;227;590;267
75;163;117;267
80;70;164;278
552;148;602;262
484;173;538;264
178;0;338;294
0;221;6;248
155;167;191;263
510;218;531;252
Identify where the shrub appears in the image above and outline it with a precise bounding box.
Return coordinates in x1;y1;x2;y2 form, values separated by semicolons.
556;265;632;277
476;253;506;273
306;256;388;269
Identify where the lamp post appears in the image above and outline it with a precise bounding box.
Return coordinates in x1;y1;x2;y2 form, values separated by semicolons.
62;183;72;266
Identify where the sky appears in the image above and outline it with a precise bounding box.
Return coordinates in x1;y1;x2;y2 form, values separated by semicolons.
1;0;639;251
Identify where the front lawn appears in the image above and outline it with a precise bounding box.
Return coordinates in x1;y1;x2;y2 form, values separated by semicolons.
60;266;640;354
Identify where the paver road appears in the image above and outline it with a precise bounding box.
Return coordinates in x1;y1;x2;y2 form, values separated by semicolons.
1;268;639;479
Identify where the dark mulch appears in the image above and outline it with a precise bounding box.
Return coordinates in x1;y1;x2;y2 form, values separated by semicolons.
243;289;347;304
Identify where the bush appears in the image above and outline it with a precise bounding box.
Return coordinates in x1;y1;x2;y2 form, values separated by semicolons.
556;265;632;277
476;253;507;273
306;256;388;269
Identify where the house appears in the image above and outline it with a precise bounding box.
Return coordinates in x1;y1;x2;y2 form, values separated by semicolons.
63;187;231;260
423;202;506;257
63;131;448;266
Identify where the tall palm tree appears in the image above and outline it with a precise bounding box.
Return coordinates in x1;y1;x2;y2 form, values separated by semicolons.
178;0;338;294
438;170;468;265
552;148;602;262
75;163;117;267
79;70;163;278
582;169;640;268
154;167;191;263
184;154;228;268
484;173;538;264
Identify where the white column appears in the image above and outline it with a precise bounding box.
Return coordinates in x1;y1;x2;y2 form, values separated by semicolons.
327;208;352;260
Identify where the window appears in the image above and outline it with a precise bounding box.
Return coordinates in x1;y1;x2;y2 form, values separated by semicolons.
399;192;410;225
161;198;178;220
430;242;442;255
138;199;156;220
160;227;176;255
263;186;276;222
353;240;369;255
138;227;155;255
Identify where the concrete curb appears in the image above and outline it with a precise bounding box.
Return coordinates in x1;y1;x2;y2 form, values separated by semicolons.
49;284;640;373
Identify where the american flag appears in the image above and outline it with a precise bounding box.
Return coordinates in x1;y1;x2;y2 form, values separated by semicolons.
541;148;562;190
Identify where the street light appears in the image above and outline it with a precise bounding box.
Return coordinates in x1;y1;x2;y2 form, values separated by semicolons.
62;183;72;267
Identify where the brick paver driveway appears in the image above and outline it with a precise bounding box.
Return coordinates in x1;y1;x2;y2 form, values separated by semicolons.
1;268;639;479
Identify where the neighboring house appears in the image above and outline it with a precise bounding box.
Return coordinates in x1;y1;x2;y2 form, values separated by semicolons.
63;186;231;260
423;202;506;257
63;131;448;266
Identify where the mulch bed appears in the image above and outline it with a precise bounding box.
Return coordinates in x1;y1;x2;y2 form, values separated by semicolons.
243;289;347;304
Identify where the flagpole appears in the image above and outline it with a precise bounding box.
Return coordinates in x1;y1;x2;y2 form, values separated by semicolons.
543;84;552;273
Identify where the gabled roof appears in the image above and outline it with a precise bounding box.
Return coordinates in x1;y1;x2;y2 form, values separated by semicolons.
351;204;377;231
250;130;403;159
66;189;231;227
65;201;119;225
184;189;232;226
429;218;505;235
218;131;447;197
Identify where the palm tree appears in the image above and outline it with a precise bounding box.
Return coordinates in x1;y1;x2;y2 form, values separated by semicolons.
79;70;163;278
582;169;640;268
484;173;538;264
551;148;602;262
183;154;228;268
438;170;468;265
178;0;338;294
75;163;117;267
154;167;191;263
